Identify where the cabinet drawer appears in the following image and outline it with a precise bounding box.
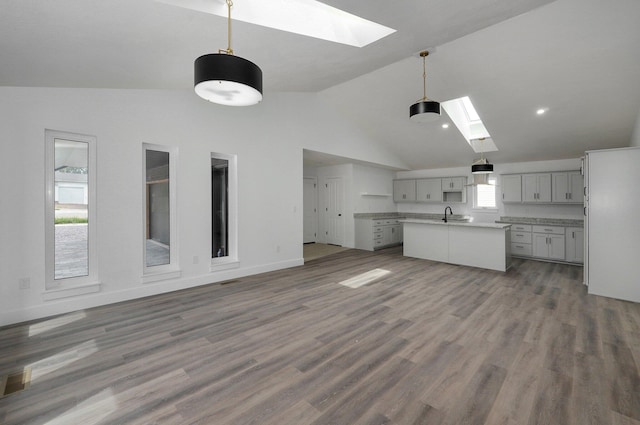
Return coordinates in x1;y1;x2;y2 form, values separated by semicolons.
511;243;532;256
512;232;532;244
373;226;383;233
532;225;565;235
373;232;383;240
374;239;384;247
511;224;532;232
373;220;384;226
384;219;400;225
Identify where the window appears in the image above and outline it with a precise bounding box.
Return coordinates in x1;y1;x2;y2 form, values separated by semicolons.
143;144;179;280
45;130;98;293
211;152;238;269
474;176;497;209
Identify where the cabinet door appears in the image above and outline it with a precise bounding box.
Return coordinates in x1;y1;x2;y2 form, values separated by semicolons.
391;225;402;244
532;233;549;257
416;178;442;202
548;234;565;260
523;174;551;202
565;227;584;262
537;174;552;202
441;177;464;191
552;173;570;203
382;226;394;246
501;175;522;203
569;172;584;203
393;180;416;202
522;175;539;202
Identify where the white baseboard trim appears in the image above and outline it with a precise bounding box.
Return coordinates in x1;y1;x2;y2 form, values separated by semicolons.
0;258;304;327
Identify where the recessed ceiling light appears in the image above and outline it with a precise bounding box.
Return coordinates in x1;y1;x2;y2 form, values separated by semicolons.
157;0;396;47
536;108;547;115
442;123;449;129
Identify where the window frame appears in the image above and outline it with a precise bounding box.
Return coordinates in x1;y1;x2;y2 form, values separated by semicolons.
210;152;239;271
142;143;180;282
44;130;100;298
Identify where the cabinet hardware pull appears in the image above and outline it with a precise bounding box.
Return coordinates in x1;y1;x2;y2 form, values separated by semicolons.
572;231;575;238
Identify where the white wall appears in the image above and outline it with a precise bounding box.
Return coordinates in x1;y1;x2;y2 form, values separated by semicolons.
352;164;396;214
0;87;406;326
396;158;584;222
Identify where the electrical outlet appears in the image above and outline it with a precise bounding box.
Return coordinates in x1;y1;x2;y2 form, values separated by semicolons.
19;278;30;290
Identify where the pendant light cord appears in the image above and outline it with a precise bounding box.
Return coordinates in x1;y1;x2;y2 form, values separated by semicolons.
220;0;234;55
417;51;429;102
422;54;427;101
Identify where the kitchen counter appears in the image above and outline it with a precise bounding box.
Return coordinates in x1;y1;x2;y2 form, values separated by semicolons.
354;212;471;222
496;216;584;227
402;220;511;272
401;218;511;229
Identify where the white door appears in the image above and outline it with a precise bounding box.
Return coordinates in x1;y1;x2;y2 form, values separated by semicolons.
324;177;344;246
303;177;318;244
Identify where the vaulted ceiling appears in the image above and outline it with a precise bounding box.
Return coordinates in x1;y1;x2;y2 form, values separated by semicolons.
2;0;639;170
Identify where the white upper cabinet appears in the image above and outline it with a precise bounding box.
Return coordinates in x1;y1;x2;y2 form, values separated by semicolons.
501;175;522;203
393;180;416;202
416;178;443;202
552;171;584;203
441;177;465;191
522;173;551;203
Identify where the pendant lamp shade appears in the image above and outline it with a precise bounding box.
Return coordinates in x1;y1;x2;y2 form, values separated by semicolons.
195;53;263;106
409;50;440;121
194;0;263;106
410;100;441;122
471;158;493;174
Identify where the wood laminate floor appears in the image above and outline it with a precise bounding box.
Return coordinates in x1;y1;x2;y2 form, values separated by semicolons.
1;247;639;425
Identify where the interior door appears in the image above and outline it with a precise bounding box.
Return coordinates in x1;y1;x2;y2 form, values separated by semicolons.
303;177;318;244
324;177;344;246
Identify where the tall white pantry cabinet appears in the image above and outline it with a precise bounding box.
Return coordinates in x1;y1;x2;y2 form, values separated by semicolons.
584;146;640;303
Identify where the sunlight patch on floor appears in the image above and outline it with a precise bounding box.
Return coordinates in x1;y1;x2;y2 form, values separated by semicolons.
44;387;117;425
28;311;87;337
29;339;98;382
339;269;390;288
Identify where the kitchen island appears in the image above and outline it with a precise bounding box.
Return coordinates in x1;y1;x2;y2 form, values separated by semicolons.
401;219;512;272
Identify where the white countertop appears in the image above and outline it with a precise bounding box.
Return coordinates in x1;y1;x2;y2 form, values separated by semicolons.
400;219;512;229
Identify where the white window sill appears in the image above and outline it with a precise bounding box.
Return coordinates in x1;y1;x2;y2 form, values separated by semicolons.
43;282;102;301
210;258;240;272
142;268;182;284
472;207;499;213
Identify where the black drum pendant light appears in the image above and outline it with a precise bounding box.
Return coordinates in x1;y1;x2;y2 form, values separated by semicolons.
194;0;262;106
471;138;494;174
410;51;440;122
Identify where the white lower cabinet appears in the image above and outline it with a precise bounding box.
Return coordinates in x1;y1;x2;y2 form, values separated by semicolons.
510;224;532;257
565;226;584;263
532;226;565;260
355;218;403;251
506;222;583;264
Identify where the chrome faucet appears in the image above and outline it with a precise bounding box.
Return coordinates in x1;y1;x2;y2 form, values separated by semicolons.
443;206;453;223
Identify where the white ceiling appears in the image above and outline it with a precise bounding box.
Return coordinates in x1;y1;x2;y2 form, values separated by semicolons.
2;0;640;170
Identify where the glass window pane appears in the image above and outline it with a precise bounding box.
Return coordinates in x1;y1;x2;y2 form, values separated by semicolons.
146;150;170;267
54;139;89;279
212;157;229;258
476;177;497;208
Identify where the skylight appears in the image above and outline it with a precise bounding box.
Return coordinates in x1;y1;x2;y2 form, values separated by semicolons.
461;96;481;122
157;0;396;47
441;96;497;154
